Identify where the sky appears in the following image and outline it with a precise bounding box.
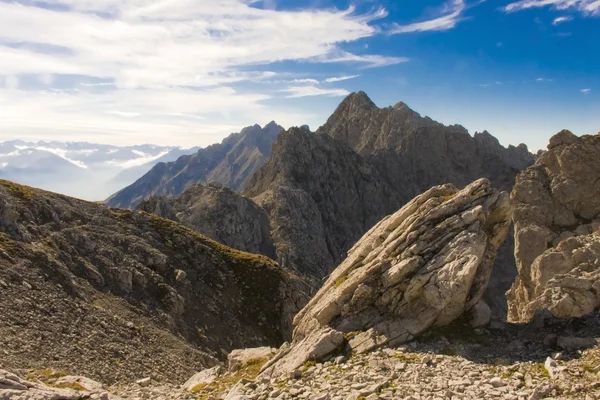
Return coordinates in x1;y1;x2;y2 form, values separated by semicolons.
0;0;598;151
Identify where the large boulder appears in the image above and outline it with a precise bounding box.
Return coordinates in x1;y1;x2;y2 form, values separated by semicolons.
507;131;600;322
261;179;511;377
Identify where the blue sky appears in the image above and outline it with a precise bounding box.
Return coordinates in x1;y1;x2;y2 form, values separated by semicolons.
0;0;598;151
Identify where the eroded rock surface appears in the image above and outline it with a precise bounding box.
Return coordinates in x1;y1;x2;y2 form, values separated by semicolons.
507;130;600;322
262;179;511;376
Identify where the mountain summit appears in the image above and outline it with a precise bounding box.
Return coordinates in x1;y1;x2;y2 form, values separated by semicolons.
106;122;284;209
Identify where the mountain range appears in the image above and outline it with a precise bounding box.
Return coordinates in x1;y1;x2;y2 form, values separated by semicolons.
113;92;534;318
0;140;199;201
3;91;600;399
106;122;284;208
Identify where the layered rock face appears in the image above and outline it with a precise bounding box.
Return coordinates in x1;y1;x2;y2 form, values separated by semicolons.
507;131;600;322
136;183;275;258
0;180;303;383
261;179;511;376
106;122;283;208
244;126;401;280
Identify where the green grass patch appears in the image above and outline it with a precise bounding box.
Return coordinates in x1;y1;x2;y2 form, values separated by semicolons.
335;275;348;287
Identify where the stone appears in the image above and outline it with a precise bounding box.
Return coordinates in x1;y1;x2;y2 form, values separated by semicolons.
264;179;511;376
508;131;600;322
544;357;563;380
468;300;492;328
182;366;222;391
556;336;596;351
228;347;276;372
55;376;104;391
136;377;152;387
260;328;344;378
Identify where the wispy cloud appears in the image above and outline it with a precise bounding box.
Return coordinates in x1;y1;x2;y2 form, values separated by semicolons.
536;77;554;82
389;0;467;34
0;0;404;144
325;75;360;83
503;0;600;16
281;86;350;98
553;15;574;24
581;88;592;93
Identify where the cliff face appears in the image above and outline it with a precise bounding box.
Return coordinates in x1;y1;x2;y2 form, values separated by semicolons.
106;122;283;209
136;183;275;258
507;130;600;322
0;179;303;384
244;127;401;281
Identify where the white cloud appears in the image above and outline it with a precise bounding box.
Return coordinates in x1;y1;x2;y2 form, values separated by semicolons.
390;0;467;33
0;0;414;145
313;49;409;68
281;86;350;98
503;0;600;16
553;15;574;24
325;75;360;83
581;88;592;93
5;76;19;89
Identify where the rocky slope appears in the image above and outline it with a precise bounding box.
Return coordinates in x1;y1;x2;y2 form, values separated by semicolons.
244;126;401;280
260;179;511;377
106;122;283;209
136;183;275;258
507;130;600;323
0;179;304;384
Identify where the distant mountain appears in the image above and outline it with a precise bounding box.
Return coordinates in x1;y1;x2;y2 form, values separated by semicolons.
106;121;284;209
0;141;197;201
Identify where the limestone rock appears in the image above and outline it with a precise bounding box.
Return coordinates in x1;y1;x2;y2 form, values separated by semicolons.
468;299;492;328
182;366;222;391
228;347;276;372
55;376;104;391
264;179;510;376
507;130;600;322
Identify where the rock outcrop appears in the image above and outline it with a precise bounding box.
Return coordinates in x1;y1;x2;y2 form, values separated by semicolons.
244;126;401;281
136;183;275;258
261;179;511;377
0;179;303;384
106;122;283;209
507;130;600;322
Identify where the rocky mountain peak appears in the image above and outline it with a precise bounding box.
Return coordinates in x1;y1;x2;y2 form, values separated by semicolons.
106;122;283;209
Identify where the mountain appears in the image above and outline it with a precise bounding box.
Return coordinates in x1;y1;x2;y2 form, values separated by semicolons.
244;93;534;317
317;91;534;200
0;179;304;384
136;183;276;258
106;121;284;209
0;141;198;201
244;126;401;281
